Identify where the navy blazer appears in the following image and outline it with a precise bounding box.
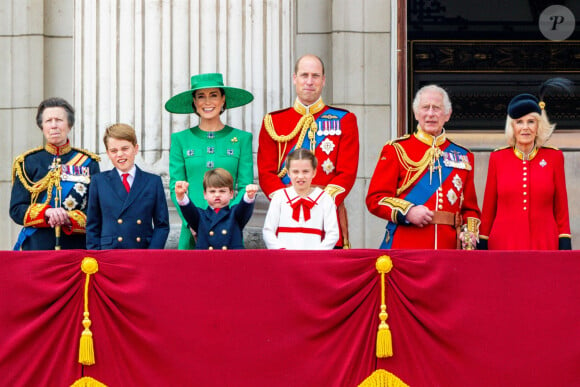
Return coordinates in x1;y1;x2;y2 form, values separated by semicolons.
86;166;170;249
179;198;254;250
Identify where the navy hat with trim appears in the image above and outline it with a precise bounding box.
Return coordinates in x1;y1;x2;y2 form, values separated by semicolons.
507;93;541;119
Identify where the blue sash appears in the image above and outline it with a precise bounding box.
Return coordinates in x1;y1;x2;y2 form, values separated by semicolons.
13;153;92;250
380;142;466;249
280;107;347;185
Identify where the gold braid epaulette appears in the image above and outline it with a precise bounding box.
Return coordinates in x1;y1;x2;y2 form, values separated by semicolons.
11;146;44;185
72;147;101;162
264;113;312;143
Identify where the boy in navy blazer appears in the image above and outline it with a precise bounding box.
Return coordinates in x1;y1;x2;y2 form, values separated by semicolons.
174;168;257;250
86;123;169;249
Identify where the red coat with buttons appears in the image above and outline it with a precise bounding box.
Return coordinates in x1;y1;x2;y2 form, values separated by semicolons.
366;131;480;249
480;146;571;250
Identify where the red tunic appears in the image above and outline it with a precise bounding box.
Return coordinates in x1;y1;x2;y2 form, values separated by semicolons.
366;129;480;249
257;99;359;207
480;146;571;250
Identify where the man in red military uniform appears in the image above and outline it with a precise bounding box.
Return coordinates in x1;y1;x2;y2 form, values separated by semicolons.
258;54;359;248
366;85;480;249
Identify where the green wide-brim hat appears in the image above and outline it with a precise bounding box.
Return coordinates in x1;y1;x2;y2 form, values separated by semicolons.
165;73;254;114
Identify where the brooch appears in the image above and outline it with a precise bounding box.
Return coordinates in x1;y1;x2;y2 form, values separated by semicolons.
231;137;238;143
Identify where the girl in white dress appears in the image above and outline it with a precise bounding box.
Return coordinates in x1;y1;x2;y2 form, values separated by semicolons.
263;148;339;249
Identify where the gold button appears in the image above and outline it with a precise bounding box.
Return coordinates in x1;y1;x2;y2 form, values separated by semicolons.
523;177;527;181
209;231;215;236
117;236;123;242
117;219;123;224
523;172;527;176
523;199;527;203
523;192;528;195
523;167;527;170
136;219;142;224
523;207;527;211
208;246;214;250
136;237;141;242
523;184;527;188
221;229;227;235
438;205;443;210
222;246;228;250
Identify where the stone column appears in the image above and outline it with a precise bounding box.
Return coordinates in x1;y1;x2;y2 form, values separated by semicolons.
1;0;75;250
74;0;294;248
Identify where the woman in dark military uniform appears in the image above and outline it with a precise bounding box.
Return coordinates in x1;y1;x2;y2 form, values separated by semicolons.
10;97;100;250
165;73;254;250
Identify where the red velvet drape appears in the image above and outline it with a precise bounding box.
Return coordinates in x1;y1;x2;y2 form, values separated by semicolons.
1;249;579;386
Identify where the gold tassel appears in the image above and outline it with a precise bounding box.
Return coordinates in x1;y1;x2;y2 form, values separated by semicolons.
375;255;393;358
358;369;409;387
78;257;99;366
70;376;108;387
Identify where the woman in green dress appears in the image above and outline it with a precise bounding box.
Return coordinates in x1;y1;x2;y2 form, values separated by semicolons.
166;73;254;249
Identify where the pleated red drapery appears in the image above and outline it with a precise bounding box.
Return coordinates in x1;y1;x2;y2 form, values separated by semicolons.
1;249;579;386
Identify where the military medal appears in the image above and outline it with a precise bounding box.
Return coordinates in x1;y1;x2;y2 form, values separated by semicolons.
320;138;335;155
452;174;463;191
322;159;335;174
447;189;458;205
443;150;472;170
540;159;547;167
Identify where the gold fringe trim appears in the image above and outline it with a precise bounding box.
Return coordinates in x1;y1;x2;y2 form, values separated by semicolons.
79;257;99;366
70;376;108;387
358;369;409;387
376;255;393;358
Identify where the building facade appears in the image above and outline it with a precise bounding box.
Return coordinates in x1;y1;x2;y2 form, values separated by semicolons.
2;0;578;249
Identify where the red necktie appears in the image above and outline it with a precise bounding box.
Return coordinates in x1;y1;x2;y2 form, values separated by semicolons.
122;173;131;192
291;198;315;222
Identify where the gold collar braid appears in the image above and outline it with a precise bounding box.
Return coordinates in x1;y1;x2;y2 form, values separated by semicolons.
513;146;538;161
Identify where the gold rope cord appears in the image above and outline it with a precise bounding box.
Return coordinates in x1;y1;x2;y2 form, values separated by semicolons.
393;143;441;196
267;113;317;178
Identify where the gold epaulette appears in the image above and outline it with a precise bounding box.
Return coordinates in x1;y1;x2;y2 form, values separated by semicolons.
72;147;101;162
447;138;473;153
542;145;560;150
492;145;510;152
11;146;44;184
385;134;410;146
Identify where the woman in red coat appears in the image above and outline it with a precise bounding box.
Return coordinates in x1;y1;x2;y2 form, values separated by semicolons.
479;89;572;250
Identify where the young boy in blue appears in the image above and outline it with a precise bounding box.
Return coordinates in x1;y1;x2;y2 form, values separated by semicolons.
86;123;170;249
174;168;258;250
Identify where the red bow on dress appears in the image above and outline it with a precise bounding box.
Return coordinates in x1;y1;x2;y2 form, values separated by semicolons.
291;198;315;222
